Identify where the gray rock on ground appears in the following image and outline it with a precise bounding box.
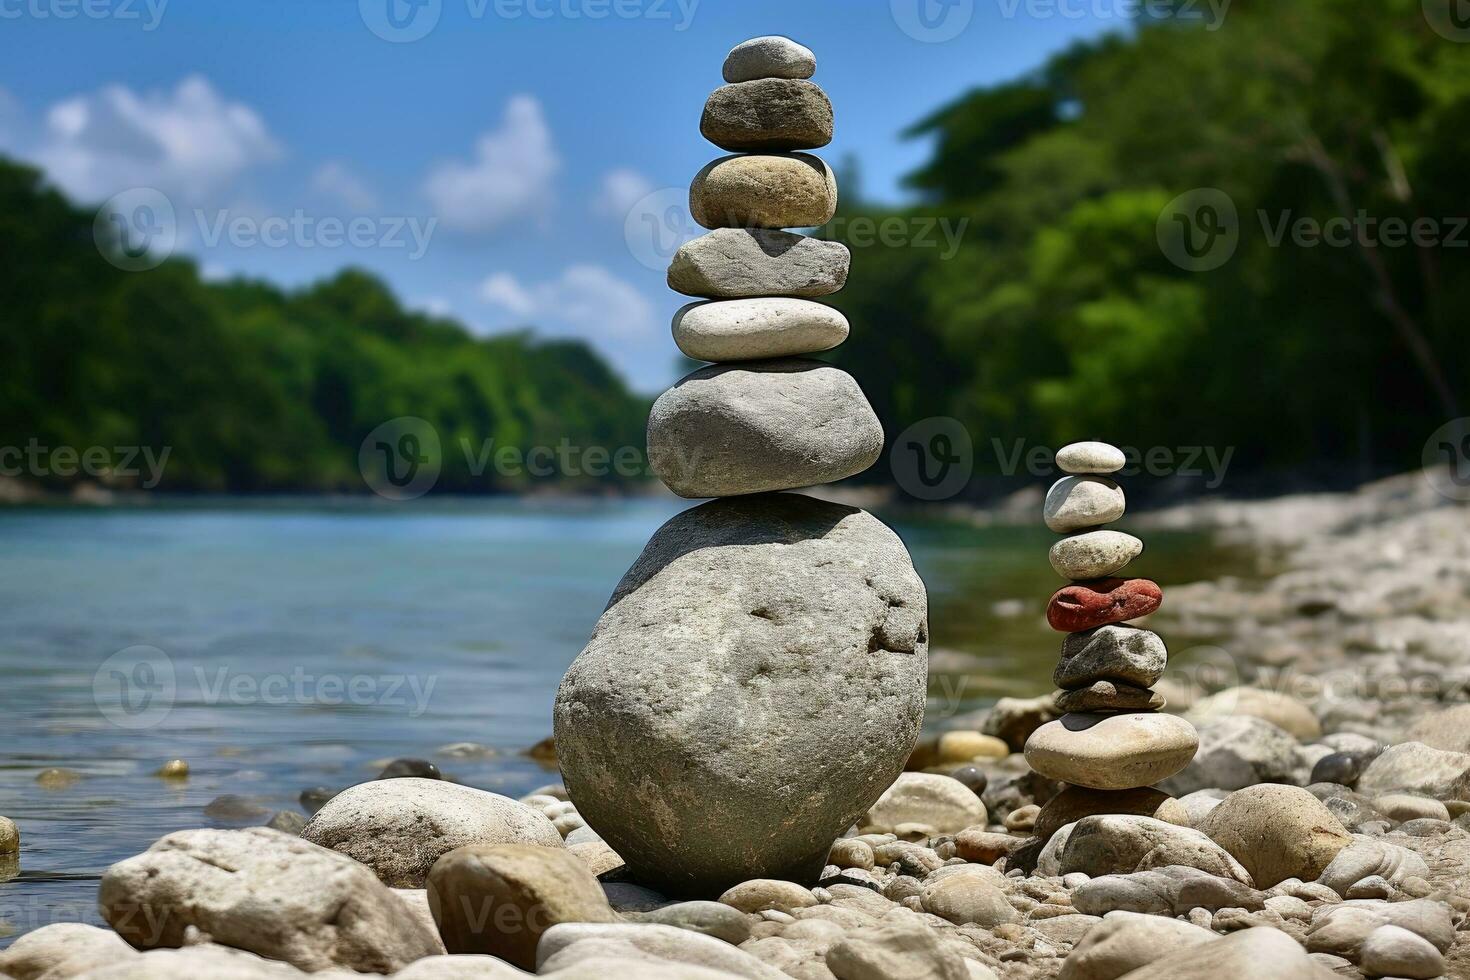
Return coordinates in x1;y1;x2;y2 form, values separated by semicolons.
700;79;833;152
1161;716;1305;795
1355;741;1470;799
554;493;928;894
301;778;562;888
536;923;787;980
861;773;986;836
97;827;442;973
1071;865;1266;916
427;843;618;969
1196;784;1352;888
722;36;816;84
668;229;850;299
690;153;837;230
1184;686;1322;741
1056;815;1252;882
673;299;848;362
0;923;135;980
1115;925;1334;979
1058;910;1219;980
824;918;975;980
647;360;882;498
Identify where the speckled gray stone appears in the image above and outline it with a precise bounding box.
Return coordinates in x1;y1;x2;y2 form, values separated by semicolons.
672;299;848;362
722;36;816;83
668;229;850;299
554;493;928;895
701;79;833;152
647;360;882;498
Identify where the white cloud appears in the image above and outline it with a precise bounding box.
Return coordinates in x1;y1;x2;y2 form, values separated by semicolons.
311;161;378;211
593;168;655;218
32;75;280;202
422;95;560;234
479;265;655;340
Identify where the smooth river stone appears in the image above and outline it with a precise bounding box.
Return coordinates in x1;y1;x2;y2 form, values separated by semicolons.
1043;476;1125;533
1049;529;1143;580
690;153;837;230
701;79;834;152
668;229;850;299
1034;785;1187;841
1046;577;1163;632
1024;713;1200;791
1054;625;1167;689
1054;679;1165;714
673;299;849;362
1056;441;1126;474
647;359;882;498
722;35;816;83
553;493;928;895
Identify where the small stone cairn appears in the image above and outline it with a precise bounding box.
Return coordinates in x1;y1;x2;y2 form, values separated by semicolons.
553;36;928;895
1023;443;1200;826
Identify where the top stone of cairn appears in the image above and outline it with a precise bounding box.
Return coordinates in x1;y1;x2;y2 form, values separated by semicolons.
722;36;817;83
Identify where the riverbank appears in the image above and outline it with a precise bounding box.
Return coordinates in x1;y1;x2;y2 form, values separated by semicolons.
1;472;1467;978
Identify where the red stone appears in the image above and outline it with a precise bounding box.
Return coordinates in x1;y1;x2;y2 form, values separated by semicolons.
1047;578;1162;632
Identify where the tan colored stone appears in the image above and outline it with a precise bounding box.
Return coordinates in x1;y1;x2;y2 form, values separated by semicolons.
1197;785;1351;889
690;153;836;230
1024;713;1198;791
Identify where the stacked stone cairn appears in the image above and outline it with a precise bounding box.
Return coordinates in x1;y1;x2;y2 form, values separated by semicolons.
1023;442;1200;840
553;36;930;897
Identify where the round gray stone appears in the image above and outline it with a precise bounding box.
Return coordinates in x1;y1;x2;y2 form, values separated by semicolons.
700;79;833;152
722;36;816;83
647;360;882;498
1056;441;1126;475
667;229;850;299
1044;477;1125;533
553;493;928;895
672;299;848;362
1049;530;1143;580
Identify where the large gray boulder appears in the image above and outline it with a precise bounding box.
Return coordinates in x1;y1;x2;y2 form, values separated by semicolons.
648;361;882;498
554;493;928;895
97;827;442;973
301;778;563;887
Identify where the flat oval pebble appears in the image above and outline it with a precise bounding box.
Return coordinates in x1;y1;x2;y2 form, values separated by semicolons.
1054;625;1167;689
723;35;816;83
1054;679;1165;714
1047;577;1162;632
1056;441;1126;474
1024;712;1199;791
647;359;882;497
690;153;837;230
673;299;848;362
701;79;833;152
668;229;850;299
1049;529;1143;580
1043;476;1125;533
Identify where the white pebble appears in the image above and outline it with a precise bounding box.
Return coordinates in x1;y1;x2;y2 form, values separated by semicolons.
1056;441;1126;475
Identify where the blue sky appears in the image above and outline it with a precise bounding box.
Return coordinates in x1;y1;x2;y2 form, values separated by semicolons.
0;0;1119;392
